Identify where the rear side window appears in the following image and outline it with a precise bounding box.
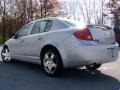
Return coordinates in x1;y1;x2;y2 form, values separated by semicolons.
31;20;53;34
31;21;48;34
44;20;53;32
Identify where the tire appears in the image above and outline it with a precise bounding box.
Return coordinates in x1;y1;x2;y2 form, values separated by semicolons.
41;48;63;76
1;46;12;63
86;63;101;70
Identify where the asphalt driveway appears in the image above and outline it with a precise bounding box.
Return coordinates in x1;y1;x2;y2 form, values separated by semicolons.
0;46;120;90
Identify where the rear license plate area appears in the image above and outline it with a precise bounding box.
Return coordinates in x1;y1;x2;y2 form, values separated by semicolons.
107;48;115;57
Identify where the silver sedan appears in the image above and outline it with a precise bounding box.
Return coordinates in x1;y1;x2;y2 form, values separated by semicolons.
1;17;119;76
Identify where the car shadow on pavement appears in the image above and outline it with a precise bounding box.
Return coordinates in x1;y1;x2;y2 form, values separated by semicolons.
0;60;119;90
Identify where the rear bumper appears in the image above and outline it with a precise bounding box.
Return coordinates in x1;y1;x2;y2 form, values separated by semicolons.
62;43;119;68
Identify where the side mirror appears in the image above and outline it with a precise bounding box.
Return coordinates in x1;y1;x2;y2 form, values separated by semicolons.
10;33;15;37
12;34;18;39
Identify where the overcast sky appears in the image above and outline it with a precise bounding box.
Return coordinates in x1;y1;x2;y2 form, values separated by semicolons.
60;0;110;25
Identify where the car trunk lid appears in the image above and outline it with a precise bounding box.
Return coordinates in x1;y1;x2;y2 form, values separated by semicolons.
88;25;115;44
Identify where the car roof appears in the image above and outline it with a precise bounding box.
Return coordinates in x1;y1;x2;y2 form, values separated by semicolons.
28;17;70;31
30;17;70;23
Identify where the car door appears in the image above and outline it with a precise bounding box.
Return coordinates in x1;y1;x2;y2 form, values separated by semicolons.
21;20;53;61
10;23;34;59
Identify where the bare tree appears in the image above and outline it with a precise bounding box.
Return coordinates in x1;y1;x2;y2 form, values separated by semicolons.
0;0;66;43
0;0;6;42
66;0;106;24
105;0;120;45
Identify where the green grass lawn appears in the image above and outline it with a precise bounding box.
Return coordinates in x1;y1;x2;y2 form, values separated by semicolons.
0;36;4;45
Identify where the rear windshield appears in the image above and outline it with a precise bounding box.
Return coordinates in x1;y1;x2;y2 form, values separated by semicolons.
63;19;86;28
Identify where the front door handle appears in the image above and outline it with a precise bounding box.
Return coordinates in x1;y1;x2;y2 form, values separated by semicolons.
38;36;44;40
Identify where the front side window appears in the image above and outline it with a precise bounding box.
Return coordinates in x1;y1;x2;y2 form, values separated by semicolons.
17;23;34;37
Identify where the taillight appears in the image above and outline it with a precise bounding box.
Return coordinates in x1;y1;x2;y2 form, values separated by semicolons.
73;27;93;41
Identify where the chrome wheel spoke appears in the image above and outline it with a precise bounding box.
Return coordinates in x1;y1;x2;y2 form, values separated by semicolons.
43;52;57;74
44;61;49;67
48;62;56;73
50;53;54;59
2;53;6;57
5;49;8;53
5;56;8;60
47;65;52;73
45;54;49;59
51;62;57;69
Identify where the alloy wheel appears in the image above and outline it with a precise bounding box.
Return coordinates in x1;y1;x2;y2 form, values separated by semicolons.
1;47;11;62
43;52;57;74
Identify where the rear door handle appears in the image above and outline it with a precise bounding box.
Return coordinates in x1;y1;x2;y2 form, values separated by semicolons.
38;36;44;40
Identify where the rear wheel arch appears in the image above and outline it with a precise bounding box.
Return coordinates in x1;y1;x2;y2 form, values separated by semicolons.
40;45;62;61
40;44;64;76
